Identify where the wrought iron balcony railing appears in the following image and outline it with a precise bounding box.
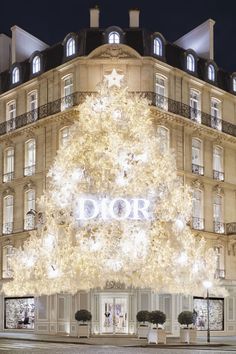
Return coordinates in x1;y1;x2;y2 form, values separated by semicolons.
192;217;204;230
24;165;36;176
192;163;204;176
2;222;13;235
215;269;225;279
0;91;236;138
24;215;35;231
3;172;14;182
213;170;224;181
213;221;225;234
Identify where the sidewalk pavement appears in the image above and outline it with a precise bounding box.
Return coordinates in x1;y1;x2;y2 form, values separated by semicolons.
0;331;236;348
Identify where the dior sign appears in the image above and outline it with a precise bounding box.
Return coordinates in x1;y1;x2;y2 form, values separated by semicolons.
76;197;151;221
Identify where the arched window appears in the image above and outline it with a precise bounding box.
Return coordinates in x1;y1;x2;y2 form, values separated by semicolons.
32;55;41;74
24;189;36;230
108;31;120;44
213;194;224;233
3;147;14;182
3;195;13;234
154;37;162;56
187;54;195;72
2;245;13;278
66;37;75;57
192;189;204;230
157;126;169;153
208;64;215;81
192;138;203;175
24;139;36;176
59;126;70;147
12;67;19;84
213;146;224;181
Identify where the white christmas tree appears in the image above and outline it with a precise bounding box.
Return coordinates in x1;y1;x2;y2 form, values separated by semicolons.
3;70;222;297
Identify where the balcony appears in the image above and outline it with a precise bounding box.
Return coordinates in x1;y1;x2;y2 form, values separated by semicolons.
192;164;204;176
2;222;13;235
0;92;236;138
213;170;224;181
3;172;14;182
192;217;204;230
24;215;35;231
215;269;225;279
213;221;225;234
24;165;36;176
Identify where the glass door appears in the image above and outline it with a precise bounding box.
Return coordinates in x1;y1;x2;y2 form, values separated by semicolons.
101;295;128;334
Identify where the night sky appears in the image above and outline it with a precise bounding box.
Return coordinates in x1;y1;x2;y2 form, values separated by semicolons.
0;0;236;73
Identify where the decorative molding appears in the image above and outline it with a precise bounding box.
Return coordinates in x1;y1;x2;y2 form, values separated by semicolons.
89;44;140;60
192;179;204;190
2;187;14;197
105;281;126;289
213;184;224;195
24;180;35;190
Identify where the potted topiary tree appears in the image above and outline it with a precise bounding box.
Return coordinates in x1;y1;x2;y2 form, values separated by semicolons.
136;310;150;339
75;309;92;338
148;310;166;344
178;311;197;343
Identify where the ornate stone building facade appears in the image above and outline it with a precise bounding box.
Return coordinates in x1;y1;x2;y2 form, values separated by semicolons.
0;8;235;336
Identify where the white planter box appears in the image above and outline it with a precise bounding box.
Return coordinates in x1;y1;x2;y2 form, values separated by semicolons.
138;325;149;339
148;328;166;344
180;328;197;343
78;323;90;338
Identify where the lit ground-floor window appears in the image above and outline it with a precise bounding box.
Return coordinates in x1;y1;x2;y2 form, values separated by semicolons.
4;297;35;329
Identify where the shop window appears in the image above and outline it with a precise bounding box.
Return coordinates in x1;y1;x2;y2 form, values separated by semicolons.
5;297;35;329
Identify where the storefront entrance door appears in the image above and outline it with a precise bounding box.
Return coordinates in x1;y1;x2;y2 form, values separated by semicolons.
101;295;128;334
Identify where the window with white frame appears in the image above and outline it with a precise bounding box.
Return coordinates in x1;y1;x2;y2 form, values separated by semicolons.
6;100;16;132
190;89;201;122
154;37;162;56
213;146;224;181
59;126;70;147
2;245;13;278
3;195;13;234
192;189;204;230
12;67;19;84
208;64;215;81
213;194;224;233
28;91;38;121
157;126;169;153
214;246;225;278
108;31;120;44
66;37;75;57
32;56;41;74
24;189;36;230
62;75;73;109
3;147;14;182
192;138;203;175
24;139;36;176
233;77;236;92
187;54;195;72
211;98;222;130
155;75;167;109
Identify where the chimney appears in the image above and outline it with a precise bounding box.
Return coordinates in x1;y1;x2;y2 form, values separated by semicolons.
90;6;100;28
129;9;140;28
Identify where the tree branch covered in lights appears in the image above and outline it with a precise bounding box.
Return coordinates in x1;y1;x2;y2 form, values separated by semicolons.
3;70;224;297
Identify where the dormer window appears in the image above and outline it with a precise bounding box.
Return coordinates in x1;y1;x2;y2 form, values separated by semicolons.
187;54;195;72
208;64;215;81
12;67;19;84
32;55;41;74
154;37;163;56
66;37;75;57
108;31;120;44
